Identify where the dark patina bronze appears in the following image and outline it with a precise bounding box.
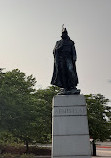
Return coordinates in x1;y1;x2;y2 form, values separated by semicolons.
51;27;80;95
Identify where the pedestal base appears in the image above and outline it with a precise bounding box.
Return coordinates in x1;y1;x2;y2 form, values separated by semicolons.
52;95;91;158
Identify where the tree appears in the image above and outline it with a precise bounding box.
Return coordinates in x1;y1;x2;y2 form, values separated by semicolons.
85;94;111;140
0;69;37;153
0;69;60;153
1;69;111;155
33;86;60;143
85;94;111;155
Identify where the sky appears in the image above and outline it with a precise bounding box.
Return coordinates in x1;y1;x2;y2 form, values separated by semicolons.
0;0;111;101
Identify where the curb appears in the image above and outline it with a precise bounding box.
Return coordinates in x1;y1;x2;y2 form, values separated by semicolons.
97;146;111;149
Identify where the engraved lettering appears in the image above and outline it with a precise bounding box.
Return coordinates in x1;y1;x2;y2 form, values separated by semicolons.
54;106;86;116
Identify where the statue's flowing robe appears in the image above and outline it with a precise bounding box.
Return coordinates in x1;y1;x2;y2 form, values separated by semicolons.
51;38;79;89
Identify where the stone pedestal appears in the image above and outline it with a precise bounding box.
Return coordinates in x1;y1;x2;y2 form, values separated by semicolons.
52;95;91;158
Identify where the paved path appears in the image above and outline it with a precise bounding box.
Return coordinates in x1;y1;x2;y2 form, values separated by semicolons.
34;142;111;158
92;148;111;158
34;148;111;158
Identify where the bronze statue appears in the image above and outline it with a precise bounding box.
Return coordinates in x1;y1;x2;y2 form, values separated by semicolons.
51;27;80;95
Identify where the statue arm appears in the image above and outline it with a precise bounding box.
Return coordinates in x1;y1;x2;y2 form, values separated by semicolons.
53;41;63;56
72;44;77;62
53;42;58;56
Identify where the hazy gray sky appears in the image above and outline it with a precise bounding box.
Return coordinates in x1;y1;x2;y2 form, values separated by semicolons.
0;0;111;100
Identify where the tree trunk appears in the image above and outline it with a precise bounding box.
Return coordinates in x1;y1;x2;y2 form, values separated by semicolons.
92;140;96;156
25;140;29;154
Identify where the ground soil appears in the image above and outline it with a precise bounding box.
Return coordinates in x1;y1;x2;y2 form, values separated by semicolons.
0;145;51;155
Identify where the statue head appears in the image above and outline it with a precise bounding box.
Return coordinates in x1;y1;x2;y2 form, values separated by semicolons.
61;28;68;39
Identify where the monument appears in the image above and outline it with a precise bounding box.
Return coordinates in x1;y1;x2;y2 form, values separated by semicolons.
51;26;80;95
51;26;91;158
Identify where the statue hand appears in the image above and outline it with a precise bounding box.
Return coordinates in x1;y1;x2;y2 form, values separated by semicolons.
58;46;63;51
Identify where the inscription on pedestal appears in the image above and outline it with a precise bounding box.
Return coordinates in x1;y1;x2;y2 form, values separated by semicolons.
52;95;91;158
54;106;86;116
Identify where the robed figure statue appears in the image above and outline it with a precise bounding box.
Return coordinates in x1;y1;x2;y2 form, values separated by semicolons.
51;27;80;95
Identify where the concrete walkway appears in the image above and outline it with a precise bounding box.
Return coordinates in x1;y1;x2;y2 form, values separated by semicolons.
34;148;111;158
34;142;111;158
92;148;111;158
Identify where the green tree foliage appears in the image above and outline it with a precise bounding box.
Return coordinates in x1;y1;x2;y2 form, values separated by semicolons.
0;68;111;153
33;86;60;143
0;69;37;152
0;69;59;152
85;94;111;141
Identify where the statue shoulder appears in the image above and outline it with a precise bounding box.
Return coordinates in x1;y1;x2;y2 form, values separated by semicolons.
69;40;75;45
56;40;62;44
55;40;62;47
